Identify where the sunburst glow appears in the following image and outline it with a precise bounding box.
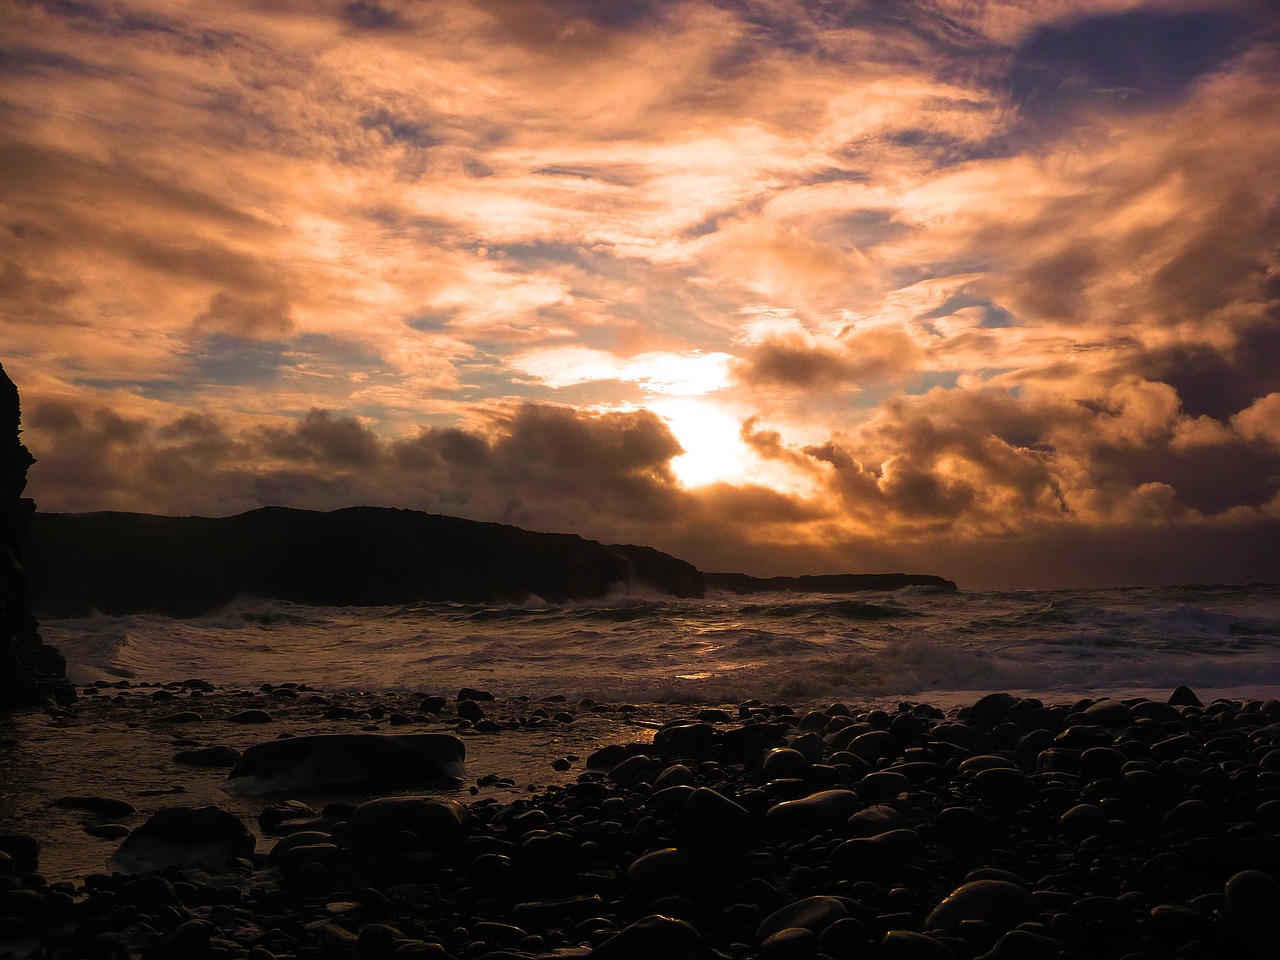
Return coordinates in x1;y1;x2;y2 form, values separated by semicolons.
649;399;753;488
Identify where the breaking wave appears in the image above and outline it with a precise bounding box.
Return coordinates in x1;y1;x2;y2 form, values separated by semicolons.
41;583;1280;703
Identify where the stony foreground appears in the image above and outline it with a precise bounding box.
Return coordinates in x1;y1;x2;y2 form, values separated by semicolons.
4;686;1280;959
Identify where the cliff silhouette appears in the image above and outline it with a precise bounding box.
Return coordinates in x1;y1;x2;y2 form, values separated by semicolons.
0;363;72;708
27;506;704;617
27;506;955;618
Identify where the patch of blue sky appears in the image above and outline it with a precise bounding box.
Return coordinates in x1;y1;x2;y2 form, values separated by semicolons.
887;128;1013;168
0;45;108;76
405;310;457;332
183;332;389;389
814;209;910;250
75;376;180;398
1007;9;1249;115
904;371;960;396
532;164;644;187
455;356;544;401
359;109;439;148
801;167;871;186
483;241;591;268
185;335;289;386
918;293;1015;328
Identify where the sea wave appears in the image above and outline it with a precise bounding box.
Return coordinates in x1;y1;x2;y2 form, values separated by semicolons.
39;583;1280;703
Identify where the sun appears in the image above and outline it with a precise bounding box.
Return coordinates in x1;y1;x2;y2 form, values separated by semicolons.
648;398;754;487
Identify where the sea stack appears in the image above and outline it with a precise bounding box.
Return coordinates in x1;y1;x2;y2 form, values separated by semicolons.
0;361;72;708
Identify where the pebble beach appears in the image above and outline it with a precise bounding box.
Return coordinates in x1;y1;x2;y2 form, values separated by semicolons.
4;680;1280;960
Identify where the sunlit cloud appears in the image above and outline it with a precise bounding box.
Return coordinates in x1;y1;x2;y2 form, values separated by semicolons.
510;347;735;396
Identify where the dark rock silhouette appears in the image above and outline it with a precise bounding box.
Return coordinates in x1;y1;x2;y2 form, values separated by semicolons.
705;571;957;593
27;506;707;617
27;504;956;618
226;732;466;792
0;363;72;708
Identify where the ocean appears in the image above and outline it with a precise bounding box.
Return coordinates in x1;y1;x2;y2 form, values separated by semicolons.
42;582;1280;705
8;581;1280;883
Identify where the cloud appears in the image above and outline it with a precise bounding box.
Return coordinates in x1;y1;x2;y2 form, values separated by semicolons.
510;346;734;395
27;398;683;527
736;324;925;391
258;409;383;467
194;291;296;341
6;0;1280;588
1233;393;1280;448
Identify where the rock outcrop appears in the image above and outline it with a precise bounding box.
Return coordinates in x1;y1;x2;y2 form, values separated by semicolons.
0;362;71;708
705;571;958;593
26;503;957;618
27;505;708;617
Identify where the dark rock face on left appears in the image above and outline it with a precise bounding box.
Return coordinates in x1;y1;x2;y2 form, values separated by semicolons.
0;362;71;709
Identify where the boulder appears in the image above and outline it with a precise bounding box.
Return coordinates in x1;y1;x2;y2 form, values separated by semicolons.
347;796;467;853
172;745;241;767
678;787;754;851
924;880;1038;934
757;895;849;941
109;805;254;874
1223;869;1280;947
225;732;464;791
654;721;719;756
591;914;711;959
627;847;703;897
765;789;860;834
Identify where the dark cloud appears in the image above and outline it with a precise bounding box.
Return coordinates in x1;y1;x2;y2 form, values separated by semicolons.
801;377;1280;535
1003;244;1099;325
1147;190;1280;320
1141;318;1280;420
0;259;75;310
739;338;860;389
27;401;684;529
532;165;646;187
1083;433;1280;516
0;142;268;232
488;403;681;485
796;388;1107;529
258;409;383;467
25;399;82;435
737;327;923;391
155;413;229;443
392;426;490;471
193;291;295;341
91;409;149;446
0;45;109;78
917;290;1013;329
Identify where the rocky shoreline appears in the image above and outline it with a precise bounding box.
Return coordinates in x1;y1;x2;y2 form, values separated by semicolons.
3;684;1280;959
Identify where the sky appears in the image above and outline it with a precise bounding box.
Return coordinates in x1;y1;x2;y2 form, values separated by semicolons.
3;0;1280;589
